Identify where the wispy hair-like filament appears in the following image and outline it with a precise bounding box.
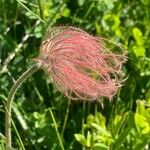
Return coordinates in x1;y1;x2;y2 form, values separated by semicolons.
36;26;127;101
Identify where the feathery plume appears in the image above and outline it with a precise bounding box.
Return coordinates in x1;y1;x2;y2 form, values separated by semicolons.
36;26;127;101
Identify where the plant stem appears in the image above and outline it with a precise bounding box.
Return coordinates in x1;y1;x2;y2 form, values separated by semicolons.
61;99;71;137
82;101;86;134
82;102;86;150
37;0;43;19
5;64;40;150
49;108;65;150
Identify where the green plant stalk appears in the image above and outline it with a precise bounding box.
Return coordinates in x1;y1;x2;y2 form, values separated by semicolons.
2;93;26;150
61;99;71;137
49;108;65;150
5;64;40;150
11;114;26;150
16;0;45;23
82;102;86;134
37;0;43;19
82;102;86;150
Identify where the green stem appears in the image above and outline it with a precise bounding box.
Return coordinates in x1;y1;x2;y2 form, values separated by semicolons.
82;102;86;134
82;102;86;150
61;99;71;137
5;64;40;150
37;0;43;19
16;0;45;23
49;108;65;150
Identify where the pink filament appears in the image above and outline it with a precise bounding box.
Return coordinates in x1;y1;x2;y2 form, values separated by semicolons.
36;26;127;101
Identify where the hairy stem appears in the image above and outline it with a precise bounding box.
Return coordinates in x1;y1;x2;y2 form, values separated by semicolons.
5;64;40;150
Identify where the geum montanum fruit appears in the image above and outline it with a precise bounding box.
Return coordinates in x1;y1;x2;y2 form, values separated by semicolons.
35;26;127;101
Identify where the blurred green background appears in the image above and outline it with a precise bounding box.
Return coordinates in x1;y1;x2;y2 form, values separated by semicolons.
0;0;150;149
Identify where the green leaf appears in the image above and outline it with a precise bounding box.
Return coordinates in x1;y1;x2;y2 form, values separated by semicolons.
13;106;28;131
91;123;111;137
78;0;86;6
135;113;150;134
74;134;87;146
93;143;109;150
0;94;7;101
103;0;115;9
95;113;106;128
103;14;120;31
95;21;101;34
86;114;94;127
132;45;145;57
132;27;144;45
114;115;122;126
86;131;91;147
136;100;146;115
113;127;131;149
34;25;43;38
16;0;44;22
62;8;70;17
133;137;150;150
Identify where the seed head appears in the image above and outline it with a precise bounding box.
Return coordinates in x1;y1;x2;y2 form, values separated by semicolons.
36;26;127;101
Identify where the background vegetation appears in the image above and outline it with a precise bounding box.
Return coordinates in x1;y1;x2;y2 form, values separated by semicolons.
0;0;150;149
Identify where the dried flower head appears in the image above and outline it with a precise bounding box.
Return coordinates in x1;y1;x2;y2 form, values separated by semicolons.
36;26;127;101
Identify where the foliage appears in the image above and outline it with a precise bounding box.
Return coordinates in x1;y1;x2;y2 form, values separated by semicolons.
0;0;150;149
75;100;150;149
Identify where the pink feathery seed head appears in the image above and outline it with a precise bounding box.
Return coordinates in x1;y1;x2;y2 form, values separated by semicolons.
36;26;127;101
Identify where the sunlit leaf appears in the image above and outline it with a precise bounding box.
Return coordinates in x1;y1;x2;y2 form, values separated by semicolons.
136;100;146;115
74;134;87;146
132;45;145;57
132;27;144;45
135;113;150;134
113;127;131;149
93;143;109;150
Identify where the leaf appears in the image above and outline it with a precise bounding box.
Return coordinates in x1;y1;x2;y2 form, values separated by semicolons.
0;94;7;101
78;0;86;6
34;25;43;38
93;143;109;150
13;106;28;131
133;137;150;150
62;8;70;17
114;115;122;126
103;14;120;31
95;113;106;128
113;127;131;149
95;21;101;34
86;114;94;127
132;27;144;45
0;133;5;140
86;131;91;147
16;0;44;22
135;113;150;134
74;134;87;146
115;28;122;38
132;45;145;57
91;123;111;137
104;0;114;9
136;100;145;115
